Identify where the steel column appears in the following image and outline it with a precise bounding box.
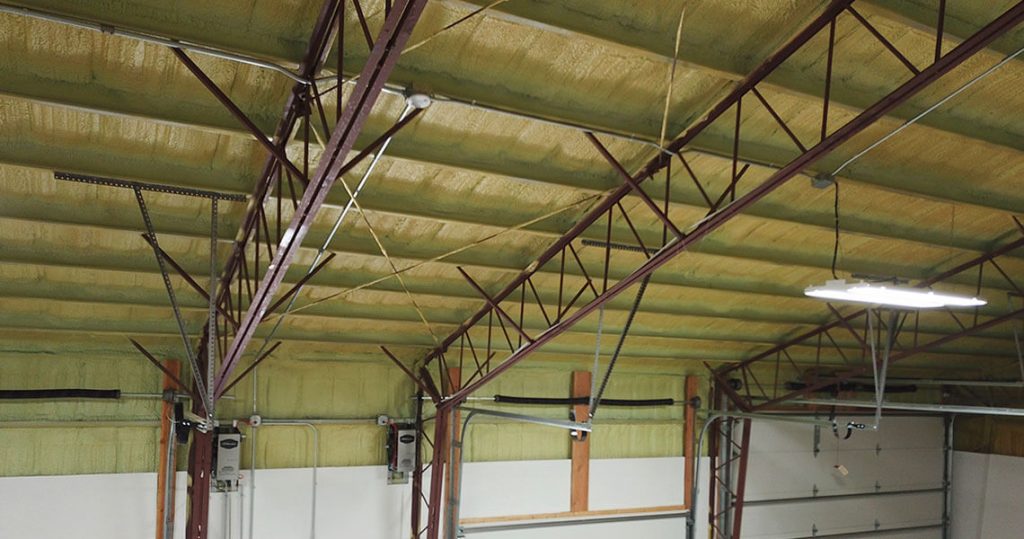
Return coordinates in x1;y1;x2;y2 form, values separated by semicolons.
181;4;343;538
425;410;450;539
184;429;214;539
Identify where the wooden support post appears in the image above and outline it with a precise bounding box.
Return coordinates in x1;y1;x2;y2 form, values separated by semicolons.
570;371;591;513
683;375;699;509
156;360;181;539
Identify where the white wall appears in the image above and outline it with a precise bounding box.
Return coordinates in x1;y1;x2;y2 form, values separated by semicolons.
0;416;955;539
951;451;1024;538
0;457;697;539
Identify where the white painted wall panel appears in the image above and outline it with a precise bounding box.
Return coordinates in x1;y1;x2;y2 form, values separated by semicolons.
0;417;954;539
952;451;1024;538
950;451;987;538
588;456;684;510
459;459;570;518
0;458;700;539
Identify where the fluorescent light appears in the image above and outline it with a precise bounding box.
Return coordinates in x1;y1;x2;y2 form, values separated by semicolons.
804;279;986;309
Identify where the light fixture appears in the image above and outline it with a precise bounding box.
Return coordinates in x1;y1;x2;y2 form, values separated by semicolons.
804;279;986;309
404;92;432;110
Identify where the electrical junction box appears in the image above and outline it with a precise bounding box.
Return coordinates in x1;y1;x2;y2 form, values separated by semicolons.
213;428;242;491
395;429;416;472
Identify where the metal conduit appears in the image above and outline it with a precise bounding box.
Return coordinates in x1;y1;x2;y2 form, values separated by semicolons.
687;412;835;539
794;398;1024;417
446;407;592;539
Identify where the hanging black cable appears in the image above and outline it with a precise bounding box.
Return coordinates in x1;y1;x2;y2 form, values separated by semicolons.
0;389;120;400
832;178;841;279
493;395;675;407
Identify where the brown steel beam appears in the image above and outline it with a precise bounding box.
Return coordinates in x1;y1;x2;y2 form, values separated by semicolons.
586;132;684;239
214;0;428;396
424;409;450;538
418;0;858;374
185;328;213;539
210;0;341;338
419;5;1024;533
140;234;239;329
382;346;442;402
184;429;213;539
731;418;752;539
218;341;282;396
435;1;1024;409
729;235;1024;375
172;48;308;183
181;4;344;538
756;305;1024;409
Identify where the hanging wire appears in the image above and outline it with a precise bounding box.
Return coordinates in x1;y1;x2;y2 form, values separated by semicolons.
267;192;601;320
832;43;1024;176
403;0;510;54
831;179;840;279
659;6;687;148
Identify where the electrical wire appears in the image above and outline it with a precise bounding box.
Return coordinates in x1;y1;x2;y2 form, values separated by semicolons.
831;179;840;279
402;0;510;54
822;44;1024;284
832;43;1024;176
305;106;441;345
264;192;602;319
659;6;687;148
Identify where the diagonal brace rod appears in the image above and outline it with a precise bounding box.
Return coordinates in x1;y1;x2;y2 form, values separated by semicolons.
586;132;684;239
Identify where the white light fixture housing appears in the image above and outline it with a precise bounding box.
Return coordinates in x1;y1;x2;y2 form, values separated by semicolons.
405;92;432;110
804;279;986;309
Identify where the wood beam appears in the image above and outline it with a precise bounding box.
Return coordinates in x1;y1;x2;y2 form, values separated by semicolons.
570;370;591;512
155;360;180;539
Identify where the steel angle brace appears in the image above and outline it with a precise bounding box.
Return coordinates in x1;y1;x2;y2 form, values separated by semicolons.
56;169;249;419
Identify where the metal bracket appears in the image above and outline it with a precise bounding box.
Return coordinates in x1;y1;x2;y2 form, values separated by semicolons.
133;187;212;417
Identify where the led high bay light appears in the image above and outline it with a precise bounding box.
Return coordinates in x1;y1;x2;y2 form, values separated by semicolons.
804;279;986;309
